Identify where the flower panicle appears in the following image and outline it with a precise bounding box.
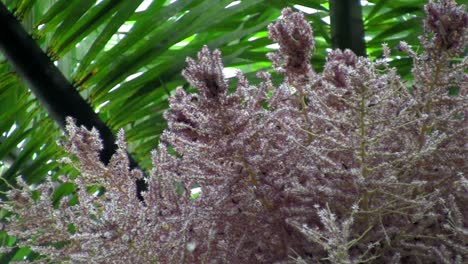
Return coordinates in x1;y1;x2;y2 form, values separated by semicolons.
1;1;467;263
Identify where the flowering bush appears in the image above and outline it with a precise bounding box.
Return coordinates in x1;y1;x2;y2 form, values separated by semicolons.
1;0;467;263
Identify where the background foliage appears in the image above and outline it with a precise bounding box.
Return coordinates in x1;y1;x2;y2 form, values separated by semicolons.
0;0;429;261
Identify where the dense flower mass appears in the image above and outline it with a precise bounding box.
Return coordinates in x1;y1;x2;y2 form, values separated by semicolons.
1;0;467;263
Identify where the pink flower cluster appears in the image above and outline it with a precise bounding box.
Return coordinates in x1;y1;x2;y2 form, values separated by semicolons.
1;0;466;263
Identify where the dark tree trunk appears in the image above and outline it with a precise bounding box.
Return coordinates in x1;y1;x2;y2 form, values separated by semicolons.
329;0;367;56
0;2;119;163
0;2;146;193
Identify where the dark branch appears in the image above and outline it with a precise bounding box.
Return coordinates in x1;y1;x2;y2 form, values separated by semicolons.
329;0;367;56
0;3;146;197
